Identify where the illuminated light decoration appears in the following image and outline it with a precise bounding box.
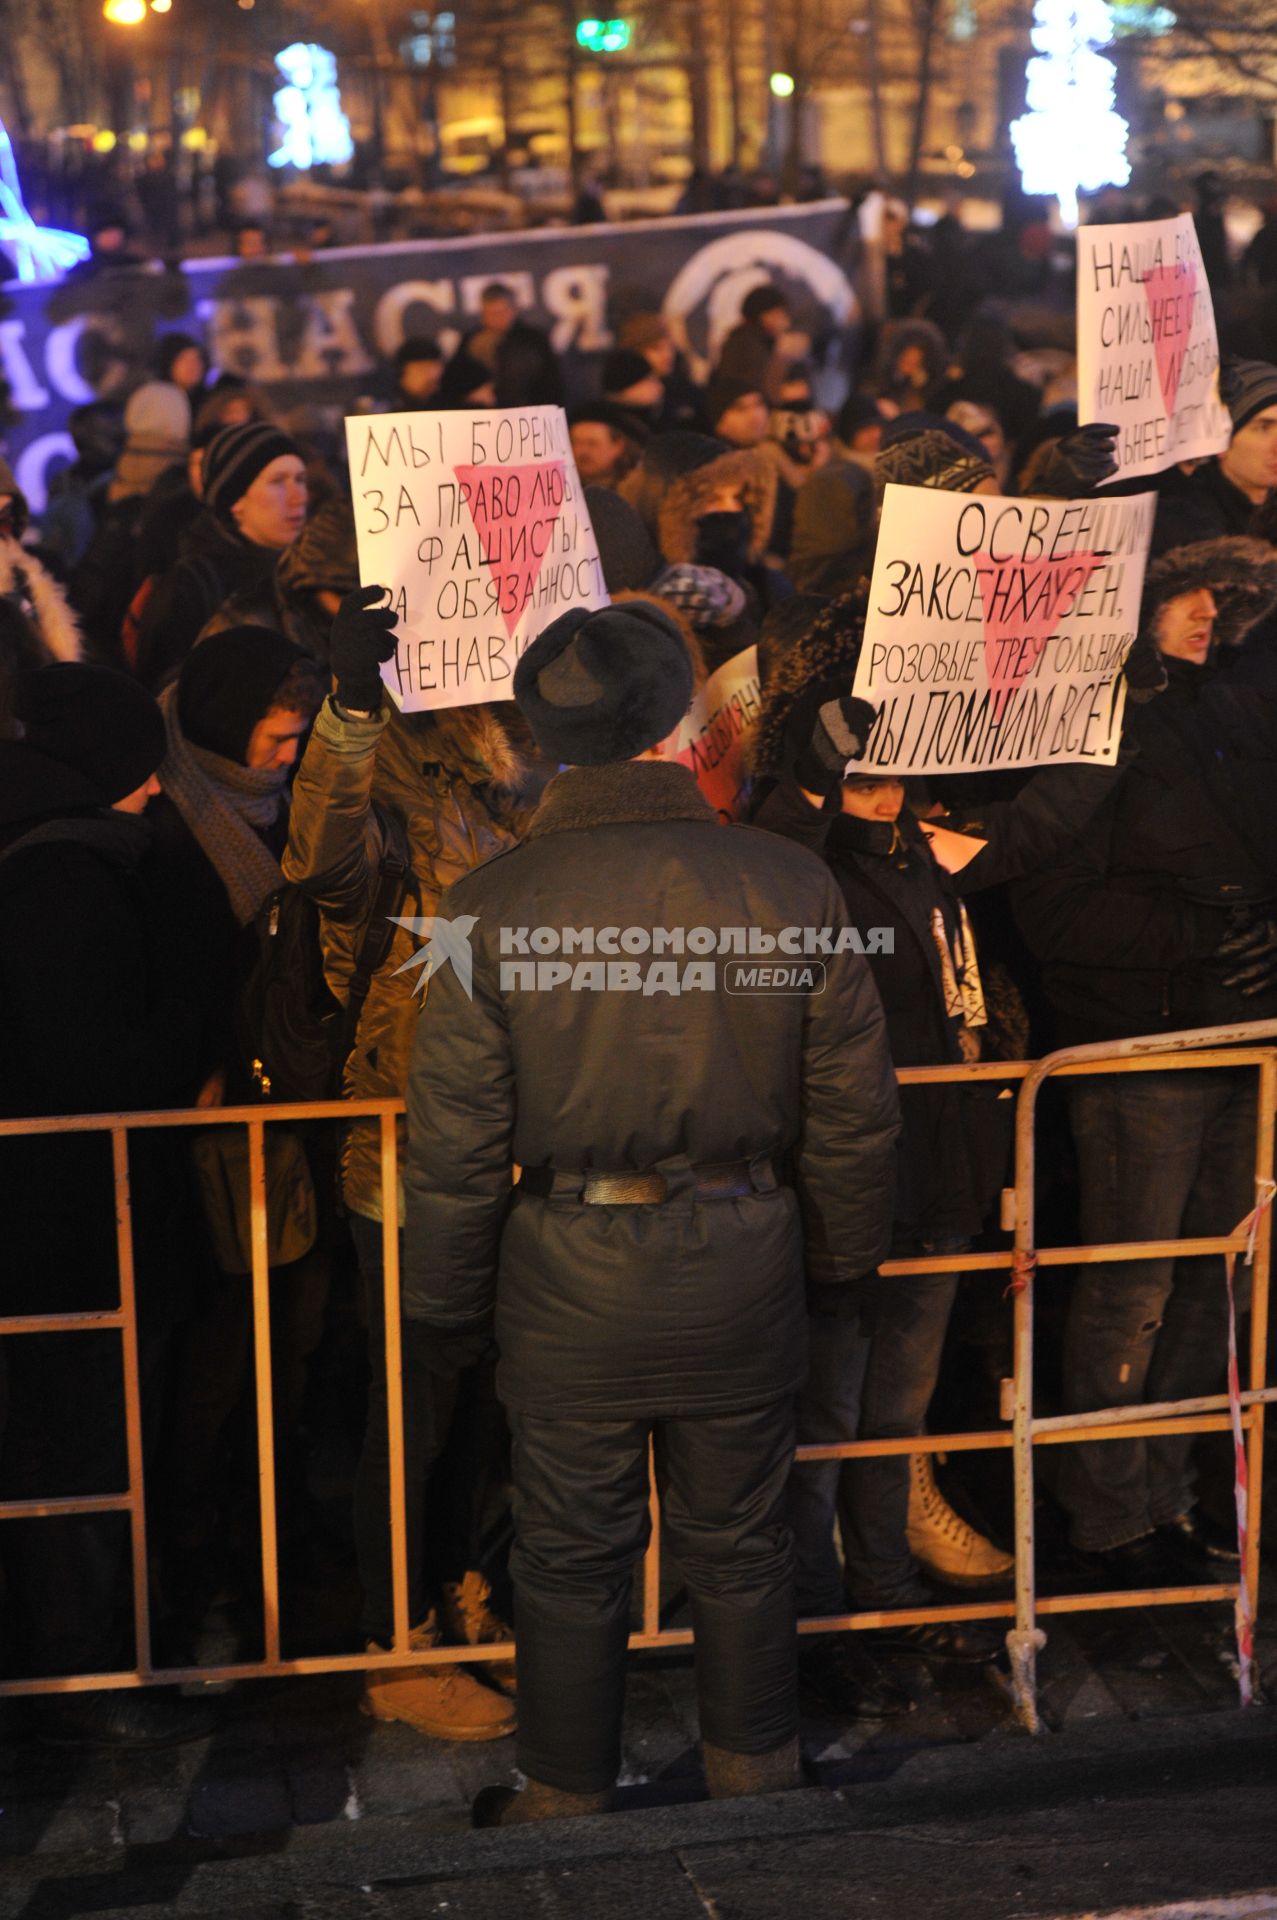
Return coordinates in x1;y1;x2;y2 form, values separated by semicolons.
92;130;118;153
1011;0;1130;228
103;0;147;21
151;0;173;12
269;43;354;171
181;127;209;150
0;119;91;281
769;71;796;98
576;17;631;51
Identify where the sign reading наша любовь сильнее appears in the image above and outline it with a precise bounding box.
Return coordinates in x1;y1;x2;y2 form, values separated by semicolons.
1077;213;1231;484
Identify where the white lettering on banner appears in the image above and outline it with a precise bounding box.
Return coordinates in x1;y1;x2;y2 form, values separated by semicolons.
293;288;375;379
0;321;49;410
1077;213;1231;484
196;296;289;383
852;484;1156;777
541;266;613;353
344;404;609;713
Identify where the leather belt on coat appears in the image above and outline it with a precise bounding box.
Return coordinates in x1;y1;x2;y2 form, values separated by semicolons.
517;1158;781;1206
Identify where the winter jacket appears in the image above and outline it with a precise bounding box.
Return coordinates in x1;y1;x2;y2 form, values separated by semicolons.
754;769;1125;1241
0;743;203;1316
1152;460;1257;556
135;511;281;691
401;759;901;1418
1013;650;1277;1043
282;695;525;1218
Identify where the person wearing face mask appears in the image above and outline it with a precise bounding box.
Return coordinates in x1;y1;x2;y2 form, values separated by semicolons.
619;431;790;666
750;594;1145;1717
134;422;309;693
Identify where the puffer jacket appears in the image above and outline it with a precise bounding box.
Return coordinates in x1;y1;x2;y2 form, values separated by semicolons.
402;760;901;1418
282;694;525;1217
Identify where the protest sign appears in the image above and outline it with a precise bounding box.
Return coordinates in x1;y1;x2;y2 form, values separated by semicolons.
344;405;608;711
664;645;761;820
851;484;1155;777
1077;213;1231;483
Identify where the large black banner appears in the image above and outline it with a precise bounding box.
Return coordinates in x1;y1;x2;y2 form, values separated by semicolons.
1;200;859;510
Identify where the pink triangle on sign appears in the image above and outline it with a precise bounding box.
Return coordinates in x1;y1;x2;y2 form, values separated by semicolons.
453;460;567;639
1141;259;1198;419
977;550;1107;719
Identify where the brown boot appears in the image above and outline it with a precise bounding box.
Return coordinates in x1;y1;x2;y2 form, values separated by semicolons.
703;1735;802;1798
361;1613;516;1742
472;1777;613;1826
440;1570;517;1695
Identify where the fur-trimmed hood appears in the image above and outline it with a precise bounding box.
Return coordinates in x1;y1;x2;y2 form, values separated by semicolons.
620;444;778;568
1139;536;1277;649
751;590;867;777
383;697;528;795
0;539;82;665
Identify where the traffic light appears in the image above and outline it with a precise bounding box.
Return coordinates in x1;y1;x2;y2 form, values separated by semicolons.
576;18;631;52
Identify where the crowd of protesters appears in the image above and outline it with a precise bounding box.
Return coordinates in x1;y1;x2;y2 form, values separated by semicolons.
1;185;1275;1817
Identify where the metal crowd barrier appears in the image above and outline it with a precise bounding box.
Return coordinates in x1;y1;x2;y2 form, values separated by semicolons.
0;1022;1273;1733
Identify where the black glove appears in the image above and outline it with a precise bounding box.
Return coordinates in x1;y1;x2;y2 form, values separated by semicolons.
1121;637;1168;703
329;584;398;713
1216;908;1277;996
787;682;880;799
1034;422;1120;496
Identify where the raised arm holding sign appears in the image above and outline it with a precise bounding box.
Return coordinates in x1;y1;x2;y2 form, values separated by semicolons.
343;405;609;712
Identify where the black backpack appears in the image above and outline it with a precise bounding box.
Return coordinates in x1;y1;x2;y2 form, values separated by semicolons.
238;805;414;1105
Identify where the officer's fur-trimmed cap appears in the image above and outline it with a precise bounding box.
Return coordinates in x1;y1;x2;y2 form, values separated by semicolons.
514;602;693;765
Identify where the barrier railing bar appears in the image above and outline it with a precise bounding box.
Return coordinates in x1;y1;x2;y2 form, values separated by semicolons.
381;1110;410;1656
0;1495;134;1520
112;1126;152;1684
643;1439;661;1637
1245;1054;1275;1635
2;1030;1271;1704
248;1119;281;1668
0;1312;127;1335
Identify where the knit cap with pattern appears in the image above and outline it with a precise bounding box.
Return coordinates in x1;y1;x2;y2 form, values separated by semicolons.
202;422;301;527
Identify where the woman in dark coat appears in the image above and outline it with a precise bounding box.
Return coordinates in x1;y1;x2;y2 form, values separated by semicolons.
750;594;1132;1710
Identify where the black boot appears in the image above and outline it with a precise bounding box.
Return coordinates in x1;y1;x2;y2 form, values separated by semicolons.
472;1777;613;1827
703;1734;802;1798
28;1689;216;1750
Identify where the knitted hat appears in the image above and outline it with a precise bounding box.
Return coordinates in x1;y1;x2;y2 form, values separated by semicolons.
875;418;994;501
395;334;442;370
569;400;650;446
1221;358;1277;433
15;662;165;804
514;601;693;764
584;486;661;593
203;422;302;525
602;348;657;395
704;373;765;431
178;627;324;764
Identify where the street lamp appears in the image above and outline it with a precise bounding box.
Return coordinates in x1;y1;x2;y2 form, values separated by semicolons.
103;0;147;21
769;71;795;98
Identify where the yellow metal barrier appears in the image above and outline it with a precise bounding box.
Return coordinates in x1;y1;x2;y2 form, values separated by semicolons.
0;1024;1272;1732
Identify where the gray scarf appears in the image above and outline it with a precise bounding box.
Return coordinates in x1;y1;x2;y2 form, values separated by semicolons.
157;684;287;926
